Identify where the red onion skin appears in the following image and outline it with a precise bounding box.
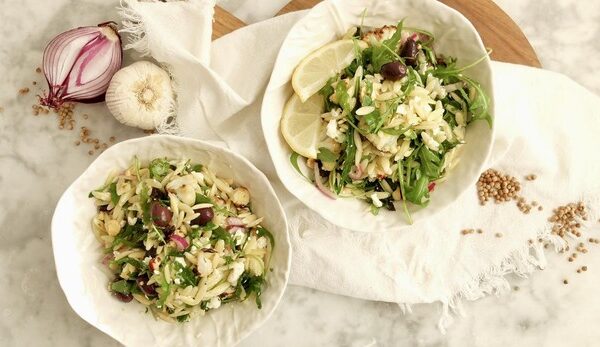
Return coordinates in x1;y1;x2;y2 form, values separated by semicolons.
41;22;122;108
170;234;189;251
226;217;245;228
313;164;336;200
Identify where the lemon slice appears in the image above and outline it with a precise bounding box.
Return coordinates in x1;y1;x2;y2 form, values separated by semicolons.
281;93;324;159
292;39;367;102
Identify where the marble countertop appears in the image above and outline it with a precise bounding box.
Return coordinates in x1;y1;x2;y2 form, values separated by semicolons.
1;0;599;346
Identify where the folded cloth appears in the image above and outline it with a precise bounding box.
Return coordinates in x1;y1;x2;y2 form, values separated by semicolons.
120;0;600;330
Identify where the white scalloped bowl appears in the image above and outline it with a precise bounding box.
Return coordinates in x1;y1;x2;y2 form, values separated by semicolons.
261;0;494;232
51;135;290;346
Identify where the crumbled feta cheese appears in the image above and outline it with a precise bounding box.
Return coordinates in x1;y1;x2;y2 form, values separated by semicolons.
227;261;245;285
326;119;341;140
421;132;440;152
174;257;186;266
197;254;213;277
207;297;221;310
257;236;268;249
174;278;181;285
370;193;383;208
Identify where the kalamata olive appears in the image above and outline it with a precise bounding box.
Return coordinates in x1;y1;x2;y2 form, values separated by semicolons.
136;275;157;297
150;188;168;200
380;61;406;81
162;225;175;238
400;39;418;66
191;207;214;226
151;201;172;227
112;292;133;303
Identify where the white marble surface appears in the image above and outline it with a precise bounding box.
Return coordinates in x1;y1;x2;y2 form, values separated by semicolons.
1;0;599;346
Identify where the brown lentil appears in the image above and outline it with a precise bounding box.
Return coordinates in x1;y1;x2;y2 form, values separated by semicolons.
582;266;588;271
563;279;568;284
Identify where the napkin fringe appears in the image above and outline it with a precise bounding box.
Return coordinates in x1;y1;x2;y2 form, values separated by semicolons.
118;0;151;56
118;0;181;135
436;228;567;334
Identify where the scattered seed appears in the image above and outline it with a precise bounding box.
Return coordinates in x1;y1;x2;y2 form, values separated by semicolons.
495;232;503;238
109;136;116;142
513;286;519;291
563;279;569;284
18;87;30;95
582;266;588;271
83;114;89;119
568;257;573;262
35;67;42;73
32;81;37;85
477;229;483;234
88;150;94;155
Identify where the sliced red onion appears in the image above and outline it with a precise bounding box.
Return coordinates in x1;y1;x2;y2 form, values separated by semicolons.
348;165;363;180
428;182;436;192
226;217;245;228
170;234;189;251
313;164;336;200
101;254;113;266
228;226;246;234
41;22;122;109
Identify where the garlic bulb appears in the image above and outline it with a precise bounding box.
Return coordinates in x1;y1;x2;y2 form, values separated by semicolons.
105;61;174;130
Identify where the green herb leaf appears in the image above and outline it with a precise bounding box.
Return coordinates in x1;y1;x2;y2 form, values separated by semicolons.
190;164;203;172
369;20;404;71
140;183;152;225
370;204;380;215
256;226;275;249
289;152;310;180
195;193;212;204
156;273;170;308
176;314;189;322
109;182;119;206
240;273;265;309
405;175;430;206
317;147;338;163
335;80;352;114
211;226;235;249
149;158;171;180
418;146;442;178
111;280;133;295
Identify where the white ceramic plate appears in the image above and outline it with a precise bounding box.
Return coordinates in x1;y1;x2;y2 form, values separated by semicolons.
261;0;494;232
51;135;290;347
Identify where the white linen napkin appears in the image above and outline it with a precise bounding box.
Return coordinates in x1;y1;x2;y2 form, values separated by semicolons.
120;0;600;330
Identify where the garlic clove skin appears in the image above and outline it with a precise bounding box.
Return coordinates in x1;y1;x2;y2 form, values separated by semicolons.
105;61;174;130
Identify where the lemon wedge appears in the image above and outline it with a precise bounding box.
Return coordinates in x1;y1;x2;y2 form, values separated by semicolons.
292;39;367;102
280;93;324;159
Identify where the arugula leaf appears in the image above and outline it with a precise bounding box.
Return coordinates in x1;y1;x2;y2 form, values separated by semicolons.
172;261;198;287
338;128;357;191
289;152;310;181
149;158;171;180
111;222;146;250
397;163;413;224
140;183;152;225
363;109;382;133
370;204;380;215
369;20;405;71
195;193;212;204
404;175;430;206
111;280;134;295
156;273;170;308
211;226;235;249
239;273;265;309
176;314;189;322
319;77;337;112
335;80;352;114
256;226;275;248
418;146;442;178
190;164;203;172
109;182;119;206
112;256;148;274
317;147;338;163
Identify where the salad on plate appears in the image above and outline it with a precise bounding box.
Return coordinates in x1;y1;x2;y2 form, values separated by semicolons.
281;20;491;221
89;157;274;322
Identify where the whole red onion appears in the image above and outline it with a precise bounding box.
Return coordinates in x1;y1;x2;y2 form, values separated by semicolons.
41;22;122;109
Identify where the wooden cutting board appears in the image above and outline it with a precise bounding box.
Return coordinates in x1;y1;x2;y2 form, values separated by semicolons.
212;0;541;68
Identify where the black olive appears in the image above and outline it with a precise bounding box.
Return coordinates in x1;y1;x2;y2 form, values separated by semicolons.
191;207;214;226
98;205;109;212
386;199;396;211
400;39;418;66
150;201;172;227
136;275;157;297
150;188;168;200
162;225;175;238
380;61;406;81
112;292;133;303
